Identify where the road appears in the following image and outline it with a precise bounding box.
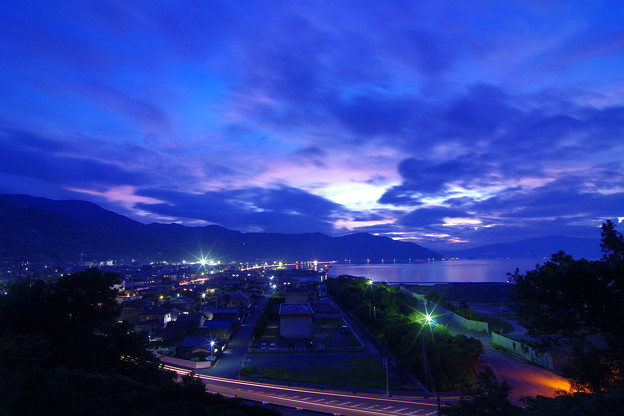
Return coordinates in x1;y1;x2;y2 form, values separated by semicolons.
197;296;269;378
424;302;570;404
167;363;447;416
191;290;566;412
186;294;446;415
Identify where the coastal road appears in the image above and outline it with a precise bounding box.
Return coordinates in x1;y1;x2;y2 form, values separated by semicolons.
166;363;447;416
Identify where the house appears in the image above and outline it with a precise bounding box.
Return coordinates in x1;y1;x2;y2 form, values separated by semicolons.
133;319;163;333
202;320;235;339
176;314;205;327
167;295;196;313
177;336;223;360
139;307;173;325
153;319;198;345
309;302;341;318
284;286;310;304
226;291;251;309
203;291;223;307
200;307;240;321
220;280;243;291
317;283;328;298
279;303;313;339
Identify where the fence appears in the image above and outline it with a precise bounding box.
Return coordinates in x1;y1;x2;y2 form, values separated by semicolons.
401;287;489;333
158;354;214;369
491;332;554;371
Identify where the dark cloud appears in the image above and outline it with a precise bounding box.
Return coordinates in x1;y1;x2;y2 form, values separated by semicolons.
289;146;327;167
332;95;412;138
79;82;172;132
472;173;624;221
399;206;470;228
445;84;514;135
0;129;151;188
137;185;347;234
379;156;491;204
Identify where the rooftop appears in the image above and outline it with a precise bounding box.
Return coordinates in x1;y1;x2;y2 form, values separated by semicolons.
279;303;313;315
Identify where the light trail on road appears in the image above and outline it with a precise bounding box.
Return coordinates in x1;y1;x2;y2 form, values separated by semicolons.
162;364;447;415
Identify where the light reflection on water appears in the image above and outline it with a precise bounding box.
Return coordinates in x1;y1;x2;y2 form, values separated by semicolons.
328;259;547;283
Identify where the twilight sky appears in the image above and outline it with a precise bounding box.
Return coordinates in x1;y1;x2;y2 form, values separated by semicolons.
1;1;623;249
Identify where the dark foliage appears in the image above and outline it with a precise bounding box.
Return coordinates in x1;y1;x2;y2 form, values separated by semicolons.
0;268;279;416
440;368;522;416
327;275;483;391
511;220;624;394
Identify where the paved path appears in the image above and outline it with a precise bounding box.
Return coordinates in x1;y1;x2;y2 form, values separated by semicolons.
196;296;268;378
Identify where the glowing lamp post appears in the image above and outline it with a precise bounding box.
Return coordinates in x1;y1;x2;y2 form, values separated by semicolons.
420;312;439;415
210;340;216;361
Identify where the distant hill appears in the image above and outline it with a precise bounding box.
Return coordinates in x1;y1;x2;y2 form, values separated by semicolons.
439;235;602;260
0;194;442;263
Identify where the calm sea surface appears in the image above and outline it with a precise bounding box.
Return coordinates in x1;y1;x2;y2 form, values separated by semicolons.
327;259;547;283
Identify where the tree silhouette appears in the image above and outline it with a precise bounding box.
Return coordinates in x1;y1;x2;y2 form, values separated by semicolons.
511;221;624;394
0;268;278;416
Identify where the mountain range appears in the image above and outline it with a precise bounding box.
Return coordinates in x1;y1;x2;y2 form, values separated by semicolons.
0;194;441;263
438;236;602;260
0;194;602;263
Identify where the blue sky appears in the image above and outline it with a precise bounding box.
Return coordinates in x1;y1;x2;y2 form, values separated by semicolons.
1;0;623;249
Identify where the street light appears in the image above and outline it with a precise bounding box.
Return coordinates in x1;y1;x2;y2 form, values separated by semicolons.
210;340;216;360
420;313;440;415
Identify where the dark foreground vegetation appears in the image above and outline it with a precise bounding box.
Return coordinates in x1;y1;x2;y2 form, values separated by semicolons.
442;221;624;415
327;275;483;391
0;268;278;416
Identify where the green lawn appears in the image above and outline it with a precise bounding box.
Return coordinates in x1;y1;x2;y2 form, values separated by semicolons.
315;317;345;328
242;356;390;390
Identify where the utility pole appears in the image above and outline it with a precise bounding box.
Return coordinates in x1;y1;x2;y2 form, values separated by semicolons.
384;356;389;397
16;257;26;279
421;336;440;415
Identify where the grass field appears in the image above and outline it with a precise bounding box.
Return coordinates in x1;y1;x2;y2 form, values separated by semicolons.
241;355;390;390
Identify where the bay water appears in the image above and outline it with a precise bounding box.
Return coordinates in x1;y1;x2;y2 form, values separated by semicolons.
327;258;547;284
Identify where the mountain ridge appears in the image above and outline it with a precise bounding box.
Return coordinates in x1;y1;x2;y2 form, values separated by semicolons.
0;194;603;263
438;235;602;260
0;194;441;263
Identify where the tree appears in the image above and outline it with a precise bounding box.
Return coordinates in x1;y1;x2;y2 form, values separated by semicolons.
0;268;155;372
0;268;279;416
328;275;484;391
440;368;522;416
511;220;624;394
